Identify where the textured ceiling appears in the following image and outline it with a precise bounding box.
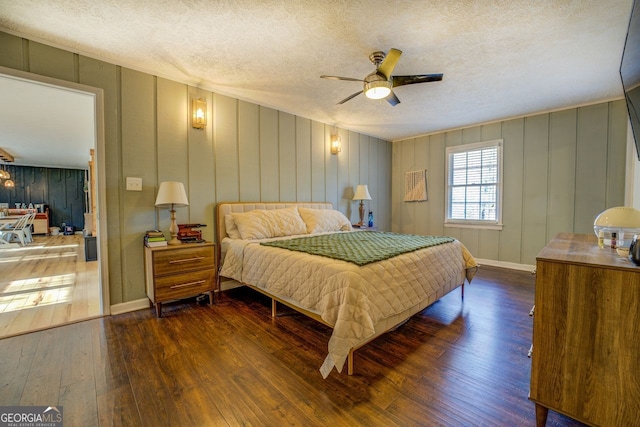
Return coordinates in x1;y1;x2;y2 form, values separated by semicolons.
0;0;635;145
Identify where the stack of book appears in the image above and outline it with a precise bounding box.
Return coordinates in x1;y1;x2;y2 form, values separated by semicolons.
144;230;167;247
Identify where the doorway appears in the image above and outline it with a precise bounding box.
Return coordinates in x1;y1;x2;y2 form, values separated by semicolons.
0;66;109;337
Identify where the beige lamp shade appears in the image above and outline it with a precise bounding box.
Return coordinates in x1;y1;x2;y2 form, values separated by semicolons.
353;184;372;201
155;181;189;208
155;181;189;245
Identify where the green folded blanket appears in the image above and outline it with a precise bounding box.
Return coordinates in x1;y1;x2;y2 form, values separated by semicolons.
261;231;455;266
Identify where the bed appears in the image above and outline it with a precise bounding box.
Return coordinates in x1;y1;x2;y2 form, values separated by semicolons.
215;202;477;378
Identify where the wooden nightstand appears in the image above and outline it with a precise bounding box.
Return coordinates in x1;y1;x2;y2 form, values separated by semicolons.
144;242;216;317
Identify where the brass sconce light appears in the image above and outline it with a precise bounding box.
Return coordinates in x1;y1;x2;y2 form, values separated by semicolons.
192;98;207;129
330;134;341;154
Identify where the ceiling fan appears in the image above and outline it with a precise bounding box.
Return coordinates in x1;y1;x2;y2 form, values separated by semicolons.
321;48;443;106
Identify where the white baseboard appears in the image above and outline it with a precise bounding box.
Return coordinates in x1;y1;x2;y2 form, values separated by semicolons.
475;258;536;273
110;298;149;315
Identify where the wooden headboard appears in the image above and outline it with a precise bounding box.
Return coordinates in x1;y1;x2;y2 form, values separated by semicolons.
215;202;334;263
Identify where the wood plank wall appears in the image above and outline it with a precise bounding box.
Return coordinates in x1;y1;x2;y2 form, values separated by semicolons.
392;101;628;266
0;165;86;230
0;31;391;305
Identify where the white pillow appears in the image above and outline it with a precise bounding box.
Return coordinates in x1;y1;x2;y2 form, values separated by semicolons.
224;214;241;239
231;207;308;240
298;207;352;234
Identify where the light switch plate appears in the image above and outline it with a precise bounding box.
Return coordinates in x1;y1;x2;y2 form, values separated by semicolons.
126;177;142;191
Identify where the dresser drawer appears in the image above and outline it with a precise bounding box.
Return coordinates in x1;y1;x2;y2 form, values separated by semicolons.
144;242;217;317
152;245;215;276
154;268;215;301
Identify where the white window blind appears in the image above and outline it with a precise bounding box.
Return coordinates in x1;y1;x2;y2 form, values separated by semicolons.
445;139;503;229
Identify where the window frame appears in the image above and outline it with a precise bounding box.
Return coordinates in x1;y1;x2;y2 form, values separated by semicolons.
444;139;504;230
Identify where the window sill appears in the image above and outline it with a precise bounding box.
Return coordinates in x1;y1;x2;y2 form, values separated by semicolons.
444;222;503;231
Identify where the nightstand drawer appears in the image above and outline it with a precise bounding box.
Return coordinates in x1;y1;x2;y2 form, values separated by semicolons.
154;268;215;301
144;242;217;317
152;245;215;276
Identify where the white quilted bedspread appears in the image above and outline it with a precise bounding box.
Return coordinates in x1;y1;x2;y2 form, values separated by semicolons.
220;233;477;378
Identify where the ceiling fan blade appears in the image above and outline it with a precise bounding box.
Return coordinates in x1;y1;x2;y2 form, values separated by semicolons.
392;73;443;87
386;90;400;106
377;48;402;79
321;75;364;82
337;90;363;105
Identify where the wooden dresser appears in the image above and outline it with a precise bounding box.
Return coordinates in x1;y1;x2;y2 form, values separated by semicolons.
530;232;640;426
144;242;216;317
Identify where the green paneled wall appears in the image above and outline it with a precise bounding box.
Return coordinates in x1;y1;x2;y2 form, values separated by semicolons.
392;101;628;266
238;101;260;201
5;29;624;296
0;31;391;306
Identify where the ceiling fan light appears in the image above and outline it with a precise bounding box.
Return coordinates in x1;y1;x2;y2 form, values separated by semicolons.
4;179;14;188
364;81;391;99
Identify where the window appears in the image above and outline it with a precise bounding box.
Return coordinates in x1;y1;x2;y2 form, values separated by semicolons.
445;139;503;229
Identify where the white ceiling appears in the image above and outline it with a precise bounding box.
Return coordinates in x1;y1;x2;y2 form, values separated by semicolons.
0;0;635;169
0;73;95;170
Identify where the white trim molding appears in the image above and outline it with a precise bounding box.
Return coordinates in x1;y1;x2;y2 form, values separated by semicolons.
475;258;536;274
110;298;150;315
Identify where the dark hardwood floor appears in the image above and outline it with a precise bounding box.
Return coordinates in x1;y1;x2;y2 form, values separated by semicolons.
0;266;585;426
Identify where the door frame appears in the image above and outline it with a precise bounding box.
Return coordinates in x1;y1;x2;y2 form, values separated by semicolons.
0;65;110;315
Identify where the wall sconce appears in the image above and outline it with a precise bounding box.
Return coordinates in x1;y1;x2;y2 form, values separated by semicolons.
192;98;207;129
331;135;341;154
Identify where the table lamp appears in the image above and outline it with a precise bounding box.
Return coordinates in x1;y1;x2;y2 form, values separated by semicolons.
155;181;189;245
353;184;372;227
593;206;640;248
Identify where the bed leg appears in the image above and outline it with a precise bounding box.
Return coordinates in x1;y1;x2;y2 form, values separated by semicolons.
348;349;354;375
271;299;277;318
461;283;465;300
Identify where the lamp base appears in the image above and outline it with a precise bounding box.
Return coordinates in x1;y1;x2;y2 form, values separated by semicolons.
168;207;182;245
168;236;182;245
